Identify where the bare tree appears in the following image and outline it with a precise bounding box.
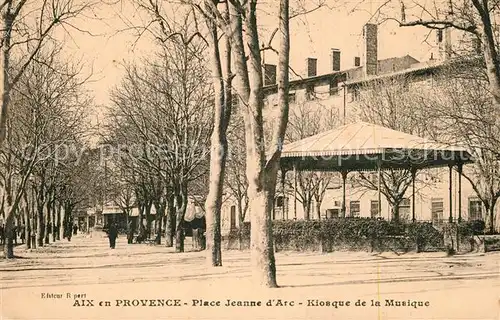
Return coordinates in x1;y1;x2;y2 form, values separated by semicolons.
353;75;436;222
225;113;249;248
198;1;232;266
285;102;339;220
126;0;328;286
0;0;97;146
1;47;90;257
424;66;500;232
366;0;500;149
108;36;213;252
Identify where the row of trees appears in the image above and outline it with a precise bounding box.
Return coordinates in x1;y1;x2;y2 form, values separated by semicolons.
0;0;105;257
1;46;95;258
2;1;496;294
104;21;213;252
113;0;500;288
112;0;311;286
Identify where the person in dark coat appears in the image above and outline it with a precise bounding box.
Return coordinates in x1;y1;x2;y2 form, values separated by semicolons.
19;224;25;244
108;223;118;249
12;225;17;245
126;220;134;244
66;221;72;241
0;223;4;245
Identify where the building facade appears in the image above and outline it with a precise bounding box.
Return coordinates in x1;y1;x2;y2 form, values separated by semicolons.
220;23;497;236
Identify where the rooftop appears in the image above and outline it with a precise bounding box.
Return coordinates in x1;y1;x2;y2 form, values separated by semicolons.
280;121;473;172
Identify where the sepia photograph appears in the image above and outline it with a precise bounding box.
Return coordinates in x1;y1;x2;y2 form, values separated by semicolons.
0;0;499;319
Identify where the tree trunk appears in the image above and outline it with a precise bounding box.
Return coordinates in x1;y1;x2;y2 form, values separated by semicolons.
145;202;152;239
155;204;164;245
51;200;56;242
225;0;288;287
3;205;14;258
55;203;61;241
204;5;231;266
36;204;45;247
315;199;321;220
476;9;500;108
59;205;65;240
137;204;145;239
238;199;244;250
0;12;13;146
175;227;184;253
205;136;226;265
391;204;400;223
45;200;51;244
63;203;73;240
244;0;289;288
488;203;496;234
248;177;278;287
174;183;188;253
303;198;311;220
165;196;175;247
24;207;31;249
22;190;30;249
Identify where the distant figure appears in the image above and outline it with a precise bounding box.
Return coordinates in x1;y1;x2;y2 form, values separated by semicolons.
73;224;78;235
108;224;118;249
127;221;134;244
19;225;25;244
0;223;4;245
136;225;146;244
12;225;17;245
66;221;72;241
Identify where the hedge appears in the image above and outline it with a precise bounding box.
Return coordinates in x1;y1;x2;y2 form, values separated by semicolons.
458;220;486;236
227;218;445;252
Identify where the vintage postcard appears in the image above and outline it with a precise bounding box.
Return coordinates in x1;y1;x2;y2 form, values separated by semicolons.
1;0;499;319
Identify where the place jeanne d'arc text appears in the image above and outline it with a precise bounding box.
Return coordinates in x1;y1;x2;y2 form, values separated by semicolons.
65;297;431;309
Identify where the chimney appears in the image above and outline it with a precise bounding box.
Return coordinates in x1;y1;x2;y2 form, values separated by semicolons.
330;49;341;71
363;23;378;76
354;56;361;67
263;64;277;86
306;57;317;77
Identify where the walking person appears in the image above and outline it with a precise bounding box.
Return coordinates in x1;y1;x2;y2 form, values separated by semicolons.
126;220;134;244
108;223;118;249
19;224;25;244
0;223;4;245
12;225;17;245
66;221;72;242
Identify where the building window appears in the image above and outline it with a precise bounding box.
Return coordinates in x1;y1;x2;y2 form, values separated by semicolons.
437;29;443;43
431;198;444;226
288;92;296;103
306;84;315;100
349;201;360;217
370;200;379;218
399;198;411;221
329;78;339;96
230;205;237;230
468;198;483;221
276;196;285;208
326;208;339;219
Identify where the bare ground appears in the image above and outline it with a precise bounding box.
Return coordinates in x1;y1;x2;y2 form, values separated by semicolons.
1;232;499;320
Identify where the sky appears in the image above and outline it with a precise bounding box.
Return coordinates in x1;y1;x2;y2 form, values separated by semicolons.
56;0;437;116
